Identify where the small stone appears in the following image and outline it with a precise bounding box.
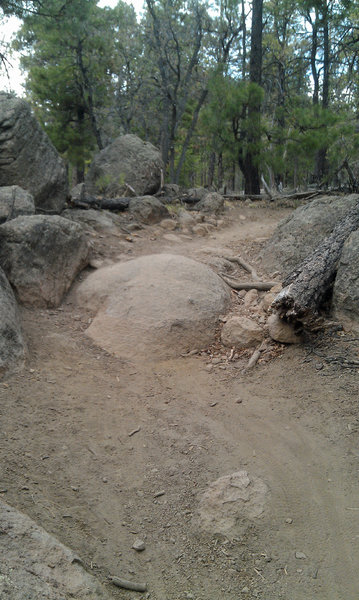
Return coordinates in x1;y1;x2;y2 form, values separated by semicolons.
267;313;302;344
236;399;243;404
212;357;222;365
285;517;293;524
210;402;217;407
102;477;108;483
132;539;146;552
295;551;307;559
242;587;250;594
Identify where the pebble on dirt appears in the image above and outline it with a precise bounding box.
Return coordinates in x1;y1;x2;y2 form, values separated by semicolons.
132;539;146;552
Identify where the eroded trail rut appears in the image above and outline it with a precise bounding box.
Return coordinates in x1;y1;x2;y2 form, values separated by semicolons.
1;206;358;600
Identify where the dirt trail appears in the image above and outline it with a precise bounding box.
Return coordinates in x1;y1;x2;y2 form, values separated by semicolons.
1;204;359;600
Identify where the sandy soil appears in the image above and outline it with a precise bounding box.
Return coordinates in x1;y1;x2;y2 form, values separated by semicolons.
1;202;359;600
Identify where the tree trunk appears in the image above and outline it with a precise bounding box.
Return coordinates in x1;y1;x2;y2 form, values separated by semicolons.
243;0;263;196
174;88;208;184
272;201;359;325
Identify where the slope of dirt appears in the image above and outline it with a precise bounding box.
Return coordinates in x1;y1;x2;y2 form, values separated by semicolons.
1;203;359;600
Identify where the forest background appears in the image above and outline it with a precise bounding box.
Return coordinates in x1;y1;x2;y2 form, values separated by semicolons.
1;0;359;195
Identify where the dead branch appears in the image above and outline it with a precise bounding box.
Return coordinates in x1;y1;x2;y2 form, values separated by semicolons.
243;340;269;372
109;576;147;592
220;275;278;291
222;255;260;281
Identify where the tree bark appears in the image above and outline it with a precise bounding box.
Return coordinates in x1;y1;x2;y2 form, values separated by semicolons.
242;0;263;195
272;201;359;325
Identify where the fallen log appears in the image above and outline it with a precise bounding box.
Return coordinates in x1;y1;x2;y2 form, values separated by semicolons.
272;200;359;325
69;196;130;211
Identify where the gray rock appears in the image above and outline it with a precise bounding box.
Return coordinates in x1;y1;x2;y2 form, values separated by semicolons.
132;539;146;552
178;208;196;229
0;186;35;223
69;182;85;202
196;470;269;539
261;194;359;276
187;187;207;200
295;551;307;560
76;253;231;360
62;208;122;231
267;313;302;344
129;196;169;224
332;229;359;331
160;183;180;197
196;191;224;215
0;500;114;599
221;316;264;349
84;134;163;197
0;92;68;212
0;267;25;378
0;215;89;307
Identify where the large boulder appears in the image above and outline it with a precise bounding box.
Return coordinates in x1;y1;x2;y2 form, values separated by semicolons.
0;215;89;307
332;229;359;331
62;208;122;232
76;254;231;360
261;194;359;277
0;500;114;599
0;267;25;377
0;185;35;223
0;93;68;212
129;196;169;224
84;134;163;197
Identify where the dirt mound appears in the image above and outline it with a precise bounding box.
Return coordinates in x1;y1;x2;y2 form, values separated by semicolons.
76;253;231;360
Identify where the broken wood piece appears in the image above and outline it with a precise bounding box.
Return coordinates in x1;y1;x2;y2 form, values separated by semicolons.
243;339;268;372
222;255;260;281
109;576;147;592
220;275;278;291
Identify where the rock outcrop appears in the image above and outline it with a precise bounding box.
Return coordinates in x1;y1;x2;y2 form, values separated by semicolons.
0;500;114;599
0;185;35;223
76;254;231;360
0;93;68;212
0;215;89;307
0;267;25;377
84;134;163;197
261;194;359;276
332;229;359;331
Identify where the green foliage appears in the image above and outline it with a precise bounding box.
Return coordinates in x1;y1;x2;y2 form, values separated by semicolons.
9;0;359;190
95;172;126;195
